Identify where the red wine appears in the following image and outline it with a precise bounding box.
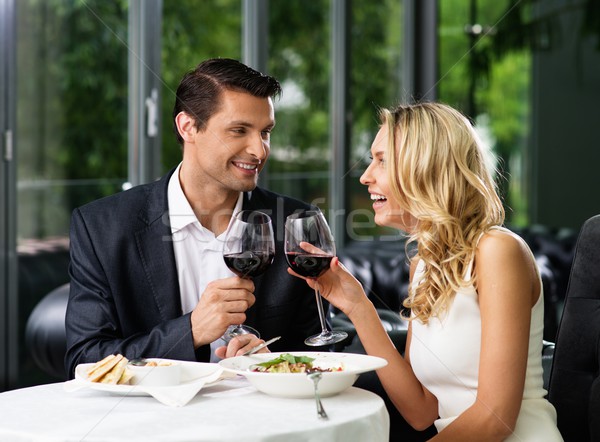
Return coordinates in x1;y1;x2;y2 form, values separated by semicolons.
224;251;274;278
285;253;333;278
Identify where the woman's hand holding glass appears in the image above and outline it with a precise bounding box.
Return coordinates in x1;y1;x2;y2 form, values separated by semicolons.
284;210;348;346
288;249;369;322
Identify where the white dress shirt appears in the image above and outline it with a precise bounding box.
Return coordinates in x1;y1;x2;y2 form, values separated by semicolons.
167;163;243;360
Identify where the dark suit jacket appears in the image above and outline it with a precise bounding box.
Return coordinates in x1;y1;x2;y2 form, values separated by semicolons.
65;169;324;378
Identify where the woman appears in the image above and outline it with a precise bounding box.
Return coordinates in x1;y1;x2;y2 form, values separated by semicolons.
290;102;562;441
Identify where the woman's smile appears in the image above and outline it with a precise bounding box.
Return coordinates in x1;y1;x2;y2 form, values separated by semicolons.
370;192;388;210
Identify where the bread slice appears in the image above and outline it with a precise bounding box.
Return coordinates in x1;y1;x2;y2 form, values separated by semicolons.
86;354;116;375
100;357;128;385
117;367;134;385
87;354;123;383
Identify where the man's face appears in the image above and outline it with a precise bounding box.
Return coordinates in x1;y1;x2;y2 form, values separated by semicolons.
182;88;275;193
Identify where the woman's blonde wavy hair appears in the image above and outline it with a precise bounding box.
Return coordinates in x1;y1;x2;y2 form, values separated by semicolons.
382;102;505;324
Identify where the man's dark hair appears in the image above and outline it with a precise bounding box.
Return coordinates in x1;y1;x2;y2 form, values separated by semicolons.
172;58;282;145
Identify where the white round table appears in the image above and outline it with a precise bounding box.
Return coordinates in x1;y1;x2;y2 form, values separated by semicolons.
0;377;389;441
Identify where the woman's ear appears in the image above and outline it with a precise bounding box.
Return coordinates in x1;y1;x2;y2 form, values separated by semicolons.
175;112;197;144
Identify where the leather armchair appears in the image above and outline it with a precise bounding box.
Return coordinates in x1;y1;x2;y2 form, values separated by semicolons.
25;283;70;380
548;214;600;441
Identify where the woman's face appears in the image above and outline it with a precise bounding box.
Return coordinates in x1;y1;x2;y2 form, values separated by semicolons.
359;125;417;233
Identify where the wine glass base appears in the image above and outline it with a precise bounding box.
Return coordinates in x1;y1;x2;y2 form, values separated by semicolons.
304;330;348;347
223;324;260;343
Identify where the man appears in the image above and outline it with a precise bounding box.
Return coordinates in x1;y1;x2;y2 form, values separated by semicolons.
65;58;323;378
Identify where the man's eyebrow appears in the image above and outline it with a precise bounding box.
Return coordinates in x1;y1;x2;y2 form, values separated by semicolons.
228;120;253;127
228;120;275;130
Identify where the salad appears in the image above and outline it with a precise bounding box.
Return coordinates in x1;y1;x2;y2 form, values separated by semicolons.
250;353;344;373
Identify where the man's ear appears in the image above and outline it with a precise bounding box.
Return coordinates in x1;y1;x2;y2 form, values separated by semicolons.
175;112;197;143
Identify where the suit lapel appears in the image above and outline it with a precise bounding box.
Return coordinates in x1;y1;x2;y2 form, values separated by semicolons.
135;170;182;320
243;189;283;240
133;184;279;324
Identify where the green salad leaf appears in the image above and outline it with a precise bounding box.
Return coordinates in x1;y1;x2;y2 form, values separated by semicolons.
255;353;315;369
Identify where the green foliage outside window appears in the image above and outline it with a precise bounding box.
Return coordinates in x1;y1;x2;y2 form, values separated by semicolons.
439;0;531;226
18;0;551;238
17;0;129;239
161;0;241;171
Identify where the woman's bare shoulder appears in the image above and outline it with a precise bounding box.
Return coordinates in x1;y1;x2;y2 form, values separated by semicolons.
475;228;539;304
476;227;531;261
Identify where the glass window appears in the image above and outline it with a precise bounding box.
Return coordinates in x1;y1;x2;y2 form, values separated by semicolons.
347;0;404;241
161;0;242;171
17;1;129;242
267;1;331;210
438;0;531;226
16;0;129;387
267;1;404;242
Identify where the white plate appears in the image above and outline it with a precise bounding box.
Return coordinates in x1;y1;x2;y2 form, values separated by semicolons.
75;359;223;396
218;352;387;398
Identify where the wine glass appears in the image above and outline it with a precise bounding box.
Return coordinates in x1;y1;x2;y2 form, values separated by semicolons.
284;209;348;346
222;210;275;341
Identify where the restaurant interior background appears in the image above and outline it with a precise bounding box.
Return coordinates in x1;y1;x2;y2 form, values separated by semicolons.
1;0;598;391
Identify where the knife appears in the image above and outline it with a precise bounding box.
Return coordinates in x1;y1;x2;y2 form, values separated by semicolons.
242;336;282;356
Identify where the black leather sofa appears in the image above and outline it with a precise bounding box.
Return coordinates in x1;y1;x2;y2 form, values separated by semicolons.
17;240;71;387
336;224;578;345
22;225;577;441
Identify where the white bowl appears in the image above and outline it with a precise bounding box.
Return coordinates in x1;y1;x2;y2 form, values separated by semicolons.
218;352;387;398
128;358;182;386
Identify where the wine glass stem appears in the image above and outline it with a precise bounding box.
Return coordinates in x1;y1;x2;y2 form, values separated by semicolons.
314;287;331;335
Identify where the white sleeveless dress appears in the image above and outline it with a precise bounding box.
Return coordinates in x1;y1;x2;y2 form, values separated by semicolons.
409;230;563;441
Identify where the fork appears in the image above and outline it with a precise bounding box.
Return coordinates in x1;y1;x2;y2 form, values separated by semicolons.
307;372;329;419
242;336;281;356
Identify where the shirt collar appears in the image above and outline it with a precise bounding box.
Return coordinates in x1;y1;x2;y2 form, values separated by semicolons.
168;162;244;233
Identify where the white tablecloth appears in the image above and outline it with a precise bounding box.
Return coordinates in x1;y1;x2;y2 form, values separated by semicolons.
0;377;389;441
